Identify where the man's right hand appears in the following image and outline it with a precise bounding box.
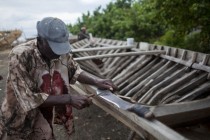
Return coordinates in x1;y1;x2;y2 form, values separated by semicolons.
70;94;94;110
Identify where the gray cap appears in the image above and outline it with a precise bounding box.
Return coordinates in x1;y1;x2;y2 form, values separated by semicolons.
37;17;71;55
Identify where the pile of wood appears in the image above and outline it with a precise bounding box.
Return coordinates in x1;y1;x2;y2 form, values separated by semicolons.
71;38;210;140
0;30;22;48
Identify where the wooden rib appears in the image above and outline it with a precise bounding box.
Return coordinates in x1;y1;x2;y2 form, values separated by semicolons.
105;56;130;78
97;41;122;68
147;70;199;105
101;41;126;68
72;42;95;59
121;59;166;96
112;55;144;83
131;61;175;100
97;39;114;55
138;67;188;104
106;56;137;79
73;39;90;49
134;63;183;100
77;61;102;77
160;72;208;104
117;56;158;94
174;81;210;103
103;49;124;70
114;55;154;86
88;38;106;56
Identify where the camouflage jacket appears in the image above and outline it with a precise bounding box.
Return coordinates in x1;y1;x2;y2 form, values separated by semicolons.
0;39;82;138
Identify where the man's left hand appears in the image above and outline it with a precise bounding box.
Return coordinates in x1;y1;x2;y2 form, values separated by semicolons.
95;79;118;91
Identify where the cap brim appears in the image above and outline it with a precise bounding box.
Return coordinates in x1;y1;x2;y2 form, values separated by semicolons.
47;40;71;55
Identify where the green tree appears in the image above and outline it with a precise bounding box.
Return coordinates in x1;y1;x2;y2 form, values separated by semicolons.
68;0;210;53
154;0;210;52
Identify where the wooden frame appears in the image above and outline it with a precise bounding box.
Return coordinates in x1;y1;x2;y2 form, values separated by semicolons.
71;83;188;140
71;38;210;139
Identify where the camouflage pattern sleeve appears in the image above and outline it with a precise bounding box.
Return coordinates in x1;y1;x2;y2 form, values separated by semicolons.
67;54;83;84
8;53;49;112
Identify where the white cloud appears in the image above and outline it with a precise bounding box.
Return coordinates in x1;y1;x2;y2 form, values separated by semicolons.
0;0;113;38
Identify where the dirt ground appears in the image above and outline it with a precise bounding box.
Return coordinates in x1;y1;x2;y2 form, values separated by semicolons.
0;46;131;140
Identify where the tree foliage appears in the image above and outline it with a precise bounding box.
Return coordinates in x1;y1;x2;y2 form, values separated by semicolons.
68;0;210;53
153;0;210;52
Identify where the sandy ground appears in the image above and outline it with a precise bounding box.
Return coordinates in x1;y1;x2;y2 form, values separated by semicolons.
0;46;131;140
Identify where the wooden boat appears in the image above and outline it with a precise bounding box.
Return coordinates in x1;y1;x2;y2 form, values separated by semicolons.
70;38;210;140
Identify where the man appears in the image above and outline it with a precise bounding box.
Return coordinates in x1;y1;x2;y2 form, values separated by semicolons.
0;17;116;140
78;26;90;41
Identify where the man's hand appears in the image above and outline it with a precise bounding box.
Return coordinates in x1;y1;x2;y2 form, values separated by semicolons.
77;71;118;91
95;79;118;91
70;94;94;110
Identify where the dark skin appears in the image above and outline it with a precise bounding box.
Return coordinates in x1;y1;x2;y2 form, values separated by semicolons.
37;37;117;109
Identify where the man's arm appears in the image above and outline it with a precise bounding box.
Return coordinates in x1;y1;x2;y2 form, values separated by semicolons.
77;71;117;91
41;94;93;109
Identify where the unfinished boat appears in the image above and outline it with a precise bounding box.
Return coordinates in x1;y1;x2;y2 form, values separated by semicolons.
70;38;210;140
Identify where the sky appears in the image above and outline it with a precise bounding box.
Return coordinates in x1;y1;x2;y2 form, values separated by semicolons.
0;0;113;39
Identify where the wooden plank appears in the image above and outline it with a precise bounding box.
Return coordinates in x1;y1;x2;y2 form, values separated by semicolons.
160;55;193;67
71;83;187;140
72;45;136;53
192;63;210;73
74;50;166;61
152;98;210;126
95;42;137;48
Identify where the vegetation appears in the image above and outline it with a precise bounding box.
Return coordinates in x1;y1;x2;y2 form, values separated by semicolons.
67;0;210;53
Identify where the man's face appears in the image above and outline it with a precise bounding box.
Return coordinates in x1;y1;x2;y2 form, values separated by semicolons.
38;38;60;60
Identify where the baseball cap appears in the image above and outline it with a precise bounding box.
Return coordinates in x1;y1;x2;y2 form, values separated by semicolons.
37;17;71;55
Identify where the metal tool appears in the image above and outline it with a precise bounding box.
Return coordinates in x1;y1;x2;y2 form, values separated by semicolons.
96;89;154;119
